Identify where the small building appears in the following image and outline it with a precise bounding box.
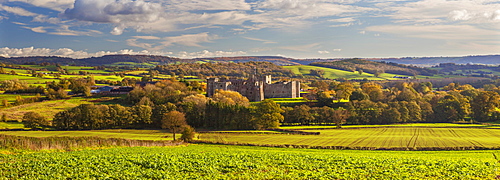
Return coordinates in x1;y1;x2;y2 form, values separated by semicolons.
91;86;133;95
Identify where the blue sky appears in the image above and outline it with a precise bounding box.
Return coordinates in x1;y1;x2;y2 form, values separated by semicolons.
0;0;499;59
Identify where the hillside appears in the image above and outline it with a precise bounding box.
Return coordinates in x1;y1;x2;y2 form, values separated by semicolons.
372;55;500;66
154;61;295;77
0;55;189;66
310;59;438;76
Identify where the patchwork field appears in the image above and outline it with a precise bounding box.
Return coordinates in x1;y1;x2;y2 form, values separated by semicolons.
199;126;500;150
0;144;497;179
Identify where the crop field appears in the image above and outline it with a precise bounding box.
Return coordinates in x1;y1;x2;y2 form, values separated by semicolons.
199;126;500;150
0;144;498;179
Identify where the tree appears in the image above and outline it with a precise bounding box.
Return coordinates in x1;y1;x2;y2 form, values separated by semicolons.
180;125;196;142
133;105;153;125
433;95;468;122
289;104;314;125
317;91;335;107
361;82;383;102
1;113;7;122
471;91;500;122
332;108;350;128
2;99;9;107
253;99;284;129
349;89;369;101
22;112;49;129
161;110;187;141
212;90;250;107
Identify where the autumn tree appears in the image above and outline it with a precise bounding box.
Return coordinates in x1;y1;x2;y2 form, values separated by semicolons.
361;82;383;102
253;99;284;129
161;110;187;141
180;125;196;142
288;104;314;125
1;113;7;122
212;89;250;107
471;91;500;122
22;112;49;129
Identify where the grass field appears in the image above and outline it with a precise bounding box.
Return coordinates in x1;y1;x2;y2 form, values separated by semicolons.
0;129;177;140
283;65;449;80
284;65;408;80
199;125;500;150
0;144;497;179
0;97;97;121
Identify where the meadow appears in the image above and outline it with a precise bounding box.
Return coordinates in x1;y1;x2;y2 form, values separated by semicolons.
283;65;456;80
0;97;100;121
0;144;497;179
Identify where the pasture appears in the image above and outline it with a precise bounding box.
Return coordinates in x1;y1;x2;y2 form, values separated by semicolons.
0;97;97;121
0;144;497;179
284;65;407;80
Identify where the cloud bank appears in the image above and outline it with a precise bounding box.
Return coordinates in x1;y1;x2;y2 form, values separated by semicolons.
0;47;246;59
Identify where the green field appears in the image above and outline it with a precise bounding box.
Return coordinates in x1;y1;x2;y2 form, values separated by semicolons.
199;126;500;150
283;65;449;80
0;129;176;140
284;65;406;80
0;144;497;179
0;97;97;121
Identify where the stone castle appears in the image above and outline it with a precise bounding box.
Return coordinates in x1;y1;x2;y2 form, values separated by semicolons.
206;75;300;101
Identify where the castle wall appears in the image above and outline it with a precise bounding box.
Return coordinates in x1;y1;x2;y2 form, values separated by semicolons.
206;75;299;101
264;81;300;98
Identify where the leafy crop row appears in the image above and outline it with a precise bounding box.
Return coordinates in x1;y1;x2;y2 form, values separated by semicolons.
0;144;497;179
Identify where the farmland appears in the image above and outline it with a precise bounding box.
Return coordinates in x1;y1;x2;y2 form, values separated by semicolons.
198;125;500;150
0;144;497;179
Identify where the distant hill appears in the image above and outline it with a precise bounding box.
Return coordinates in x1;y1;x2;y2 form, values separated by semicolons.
310;59;438;76
193;56;337;66
1;54;499;68
371;55;500;66
0;55;189;66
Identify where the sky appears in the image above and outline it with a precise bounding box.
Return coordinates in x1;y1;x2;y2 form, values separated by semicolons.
0;0;499;59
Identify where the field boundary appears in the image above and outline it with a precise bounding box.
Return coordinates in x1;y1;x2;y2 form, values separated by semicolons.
192;140;500;151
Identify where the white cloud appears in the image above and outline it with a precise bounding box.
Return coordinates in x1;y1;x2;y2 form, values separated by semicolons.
126;39;155;49
133;36;161;40
33;15;63;24
61;0;168;35
333;49;342;52
318;50;330;54
0;47;173;59
161;32;216;47
125;32;217;51
328;17;356;23
0;4;37;16
9;0;74;11
279;43;320;52
449;10;472;21
383;0;500;24
23;26;47;33
243;37;277;44
48;25;103;36
168;0;251;11
176;50;247;59
366;24;500;40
